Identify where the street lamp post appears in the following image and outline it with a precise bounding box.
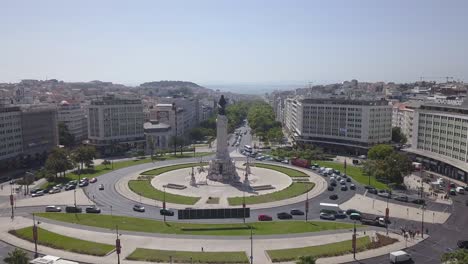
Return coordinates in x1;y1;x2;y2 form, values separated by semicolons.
421;204;426;238
115;225;121;264
172;103;178;156
163;186;167;222
250;226;253;264
33;213;39;258
243;190;246;224
352;221;357;260
73;188;77;207
10;185;14;219
305;192;309;222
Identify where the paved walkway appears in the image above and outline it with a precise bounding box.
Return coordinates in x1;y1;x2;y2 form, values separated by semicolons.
340;194;450;224
405;174;452;205
0;216;423;264
0;188;93;209
0;178;47;197
115;162;328;210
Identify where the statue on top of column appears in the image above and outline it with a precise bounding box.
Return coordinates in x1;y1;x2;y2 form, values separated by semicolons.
218;95;227;115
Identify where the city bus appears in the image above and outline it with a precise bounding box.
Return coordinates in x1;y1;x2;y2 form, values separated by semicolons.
244;145;253;153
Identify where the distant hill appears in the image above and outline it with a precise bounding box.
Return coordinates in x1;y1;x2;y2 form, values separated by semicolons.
138;80;212;97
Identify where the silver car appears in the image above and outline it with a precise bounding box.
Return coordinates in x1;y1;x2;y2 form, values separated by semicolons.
45;205;62;212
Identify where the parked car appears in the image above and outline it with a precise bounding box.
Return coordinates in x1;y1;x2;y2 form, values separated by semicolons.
340;186;348;191
327;186;334;191
329;194;338;200
31;191;44;197
330;182;337;187
65;206;82;213
290;209;305;215
450;189;457;195
335;210;347;219
65;185;76;191
394;196;409;202
378;192;391;198
277;212;293;220
85;206;101;213
412;199;426;205
368;188;378;194
346;209;361;215
457;240;468;249
49;187;61;194
98;184;104;190
45;205;61;212
319;212;336;220
258;214;273;221
55;184;63;189
30;188;43;194
160;209;175;216
349;213;362;220
133;204;145;212
350;184;356;190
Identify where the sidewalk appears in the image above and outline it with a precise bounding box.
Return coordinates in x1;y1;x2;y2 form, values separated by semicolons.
0;216;422;264
0;188;93;209
0;178;47;197
115;162;328;210
340;194;450;224
405;174;452;205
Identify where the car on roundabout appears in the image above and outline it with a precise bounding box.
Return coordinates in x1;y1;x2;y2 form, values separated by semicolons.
350;184;356;190
327;186;334;191
290;209;305;215
277;212;293;220
258;214;273;221
85;206;101;214
65;206;82;213
346;178;352;182
90;178;97;183
329;194;338;200
330;182;337;187
160;209;175;216
340;185;348;191
319;212;336;220
394;196;409;202
349;213;362;220
45;205;61;212
49;187;61;194
457;240;468;249
133;204;145;212
98;184;104;190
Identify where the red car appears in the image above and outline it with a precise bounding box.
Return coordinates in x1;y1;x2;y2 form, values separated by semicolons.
89;178;97;183
258;214;273;221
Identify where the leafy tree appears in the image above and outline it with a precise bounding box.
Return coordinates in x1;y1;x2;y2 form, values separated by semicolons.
3;248;29;264
58;122;75;147
296;256;316;264
441;249;468;264
363;145;412;185
102;159;111;168
45;148;74;179
392;127;408;144
267;127;284;144
169;136;184;155
367;144;394;160
71;146;96;174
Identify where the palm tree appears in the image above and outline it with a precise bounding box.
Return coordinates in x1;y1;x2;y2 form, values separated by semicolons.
3;248;29;264
296;255;316;264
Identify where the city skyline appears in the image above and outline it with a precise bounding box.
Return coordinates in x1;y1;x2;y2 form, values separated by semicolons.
1;0;468;87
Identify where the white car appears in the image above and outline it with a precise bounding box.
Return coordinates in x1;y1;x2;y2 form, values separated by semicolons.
49;187;61;194
45;205;62;212
32;191;44;197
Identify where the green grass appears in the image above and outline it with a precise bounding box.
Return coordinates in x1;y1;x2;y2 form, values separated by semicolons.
128;180;200;205
228;182;314;205
141;162;208;176
42;153;212;189
9;226;114;256
254;163;308;177
315;161;388;189
267;236;371;262
126;248;249;263
36;213;359;236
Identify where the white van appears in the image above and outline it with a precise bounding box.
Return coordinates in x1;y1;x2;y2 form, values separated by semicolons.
389;250;411;263
456;186;465;194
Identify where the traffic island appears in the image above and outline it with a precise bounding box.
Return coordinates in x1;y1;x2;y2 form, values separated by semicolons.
126;248;249;263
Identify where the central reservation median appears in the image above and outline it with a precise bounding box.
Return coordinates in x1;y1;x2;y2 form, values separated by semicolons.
127;248;249;263
36;213;360;236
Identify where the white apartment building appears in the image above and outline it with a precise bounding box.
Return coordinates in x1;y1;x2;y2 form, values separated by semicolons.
405;101;468;182
149;103;184;137
57;101;87;143
87;95;144;151
0;105;23;163
284;97;392;153
392;103;416;144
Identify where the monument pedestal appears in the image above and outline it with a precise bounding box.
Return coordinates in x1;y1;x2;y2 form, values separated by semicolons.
207;111;240;183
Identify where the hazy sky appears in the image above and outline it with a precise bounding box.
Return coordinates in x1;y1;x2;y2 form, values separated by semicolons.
1;0;468;85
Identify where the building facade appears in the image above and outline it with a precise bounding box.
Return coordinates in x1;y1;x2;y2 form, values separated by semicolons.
57;101;87;143
392;103;416;144
0;105;23;165
144;120;172;152
405;101;468;182
284;97;392;154
87;95;144;152
21;105;59;158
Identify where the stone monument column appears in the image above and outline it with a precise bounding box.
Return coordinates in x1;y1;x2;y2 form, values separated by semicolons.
216;114;229;160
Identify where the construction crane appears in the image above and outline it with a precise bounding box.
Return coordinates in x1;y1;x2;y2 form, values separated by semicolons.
419;76;454;83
